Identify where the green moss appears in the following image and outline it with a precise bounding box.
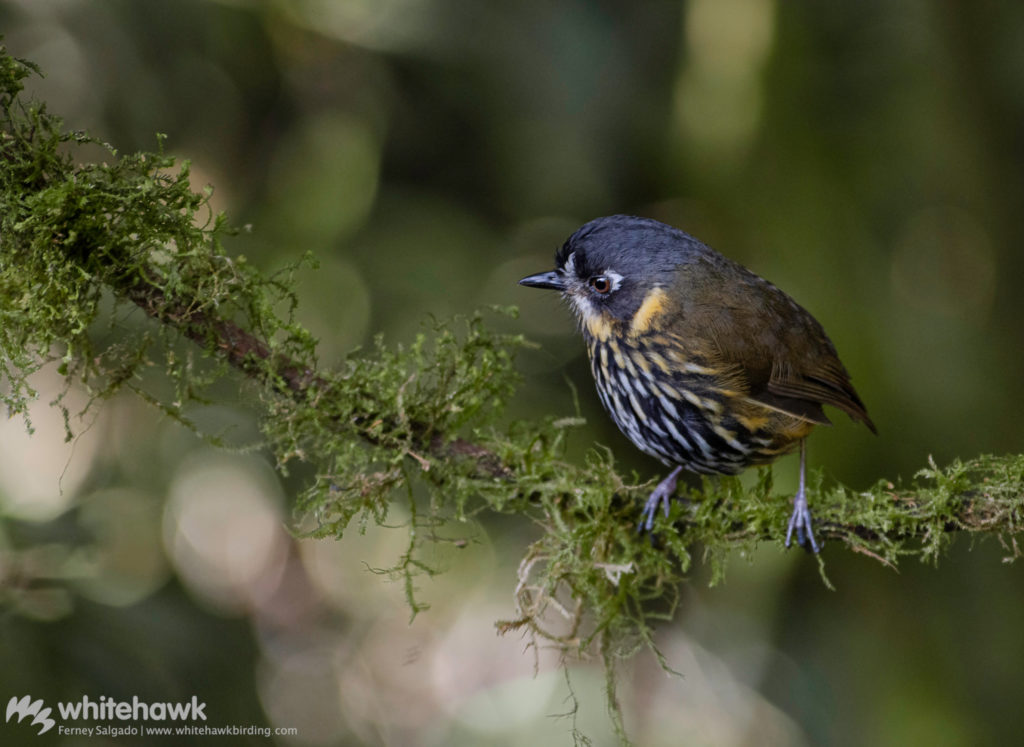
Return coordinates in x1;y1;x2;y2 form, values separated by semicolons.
4;44;1024;745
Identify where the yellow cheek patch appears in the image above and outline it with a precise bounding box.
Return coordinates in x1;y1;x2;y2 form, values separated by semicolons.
629;287;669;336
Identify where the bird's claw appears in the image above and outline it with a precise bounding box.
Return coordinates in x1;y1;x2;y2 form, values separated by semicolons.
785;492;821;553
638;466;683;533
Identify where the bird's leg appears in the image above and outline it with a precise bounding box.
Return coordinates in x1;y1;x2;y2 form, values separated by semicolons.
638;465;683;532
785;440;820;552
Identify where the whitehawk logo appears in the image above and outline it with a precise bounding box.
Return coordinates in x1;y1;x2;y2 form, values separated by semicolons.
6;695;55;735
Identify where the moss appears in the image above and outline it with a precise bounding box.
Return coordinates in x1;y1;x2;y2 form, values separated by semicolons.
4;44;1024;744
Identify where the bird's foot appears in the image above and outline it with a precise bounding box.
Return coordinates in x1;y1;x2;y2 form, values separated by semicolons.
785;487;821;553
638;466;683;533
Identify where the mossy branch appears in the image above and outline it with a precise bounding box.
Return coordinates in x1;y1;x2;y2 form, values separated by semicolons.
3;45;1024;743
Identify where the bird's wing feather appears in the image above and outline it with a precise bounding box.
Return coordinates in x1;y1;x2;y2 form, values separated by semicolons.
670;255;876;433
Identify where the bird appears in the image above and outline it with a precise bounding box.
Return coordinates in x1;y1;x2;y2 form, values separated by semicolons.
519;215;875;552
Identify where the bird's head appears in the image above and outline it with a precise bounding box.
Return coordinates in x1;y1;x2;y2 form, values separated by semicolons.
519;215;700;340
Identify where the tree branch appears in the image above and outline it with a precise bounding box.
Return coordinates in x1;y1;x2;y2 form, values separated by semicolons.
3;47;1024;744
117;265;512;480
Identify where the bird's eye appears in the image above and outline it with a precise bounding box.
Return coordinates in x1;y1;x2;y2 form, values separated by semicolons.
589;276;612;294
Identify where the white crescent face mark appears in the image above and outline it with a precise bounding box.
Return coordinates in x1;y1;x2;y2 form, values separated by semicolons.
604;270;624;292
560;252;626;326
562;252;623;292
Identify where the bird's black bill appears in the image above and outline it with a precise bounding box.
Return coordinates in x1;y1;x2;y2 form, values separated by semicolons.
518;271;564;291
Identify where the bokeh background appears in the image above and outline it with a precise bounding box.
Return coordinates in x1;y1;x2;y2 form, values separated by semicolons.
2;0;1024;745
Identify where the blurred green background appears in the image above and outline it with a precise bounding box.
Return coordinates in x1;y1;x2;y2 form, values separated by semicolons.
2;0;1024;745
